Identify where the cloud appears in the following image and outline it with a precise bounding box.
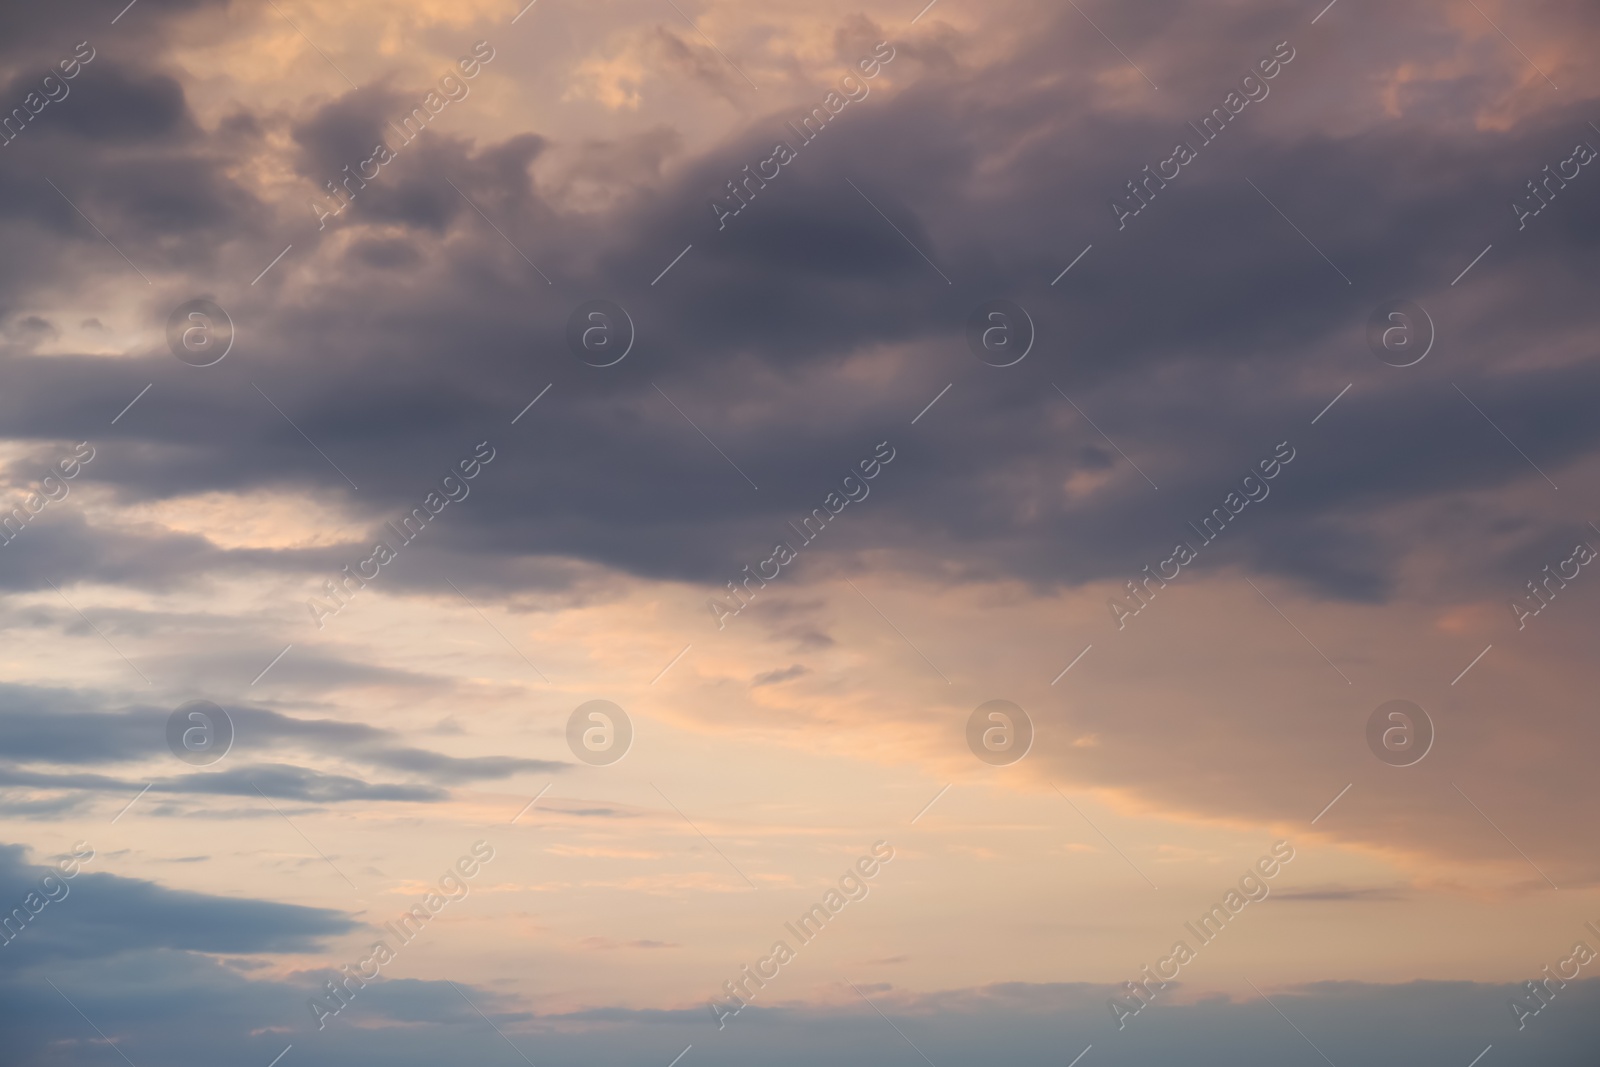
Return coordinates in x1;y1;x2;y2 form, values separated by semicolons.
0;842;353;964
1274;884;1412;903
0;683;565;811
751;663;809;686
4;909;1594;1067
577;935;680;949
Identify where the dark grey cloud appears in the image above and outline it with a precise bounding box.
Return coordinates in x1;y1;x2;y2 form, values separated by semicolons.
0;682;566;809
0;761;447;804
752;664;809;686
0;841;353;964
12;60;194;143
23;969;1590;1067
0;17;1591;622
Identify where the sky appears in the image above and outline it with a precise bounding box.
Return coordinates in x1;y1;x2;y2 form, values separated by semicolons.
1;0;1598;1064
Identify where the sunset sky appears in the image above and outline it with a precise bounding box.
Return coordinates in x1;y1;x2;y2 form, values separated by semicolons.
1;0;1598;1064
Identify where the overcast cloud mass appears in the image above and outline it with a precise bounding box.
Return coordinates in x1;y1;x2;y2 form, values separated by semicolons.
1;0;1598;1063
